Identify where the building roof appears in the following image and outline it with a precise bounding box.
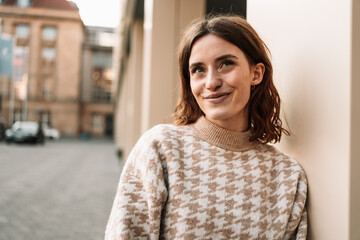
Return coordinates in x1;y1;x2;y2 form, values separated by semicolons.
2;0;78;11
67;1;79;11
32;0;76;10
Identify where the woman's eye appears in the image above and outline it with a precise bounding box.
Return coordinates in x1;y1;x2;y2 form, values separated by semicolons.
220;60;234;68
191;67;204;74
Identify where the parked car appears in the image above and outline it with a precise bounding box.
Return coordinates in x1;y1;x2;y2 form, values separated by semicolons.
42;124;61;140
0;122;5;141
5;121;44;144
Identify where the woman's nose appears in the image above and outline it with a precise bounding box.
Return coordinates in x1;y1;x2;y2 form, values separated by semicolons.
205;70;222;90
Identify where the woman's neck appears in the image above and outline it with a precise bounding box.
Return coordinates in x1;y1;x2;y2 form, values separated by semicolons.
191;116;258;152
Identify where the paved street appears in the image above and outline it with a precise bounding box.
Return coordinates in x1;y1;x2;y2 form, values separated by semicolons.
0;139;122;240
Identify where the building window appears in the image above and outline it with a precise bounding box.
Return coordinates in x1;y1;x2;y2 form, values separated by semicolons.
92;114;103;132
40;25;56;100
42;48;56;67
42;75;54;100
92;68;112;103
91;52;113;103
41;48;56;99
13;46;29;101
16;24;30;39
40;23;56;100
42;26;57;41
17;0;31;7
92;52;112;67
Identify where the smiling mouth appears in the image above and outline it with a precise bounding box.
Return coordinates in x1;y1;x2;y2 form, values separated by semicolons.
203;92;231;103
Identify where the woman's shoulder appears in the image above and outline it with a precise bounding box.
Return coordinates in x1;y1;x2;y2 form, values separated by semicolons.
130;123;190;154
256;144;306;177
125;124;191;168
140;123;190;142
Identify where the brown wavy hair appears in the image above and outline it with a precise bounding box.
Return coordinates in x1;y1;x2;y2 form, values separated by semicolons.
173;15;289;143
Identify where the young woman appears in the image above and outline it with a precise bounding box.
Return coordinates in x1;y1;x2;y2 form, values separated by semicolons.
105;15;308;240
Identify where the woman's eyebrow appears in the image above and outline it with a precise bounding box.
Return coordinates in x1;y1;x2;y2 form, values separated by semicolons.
189;54;238;69
215;54;238;62
189;62;203;69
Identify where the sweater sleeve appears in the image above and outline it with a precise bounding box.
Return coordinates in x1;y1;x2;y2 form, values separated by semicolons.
285;170;308;240
295;205;308;240
104;135;168;240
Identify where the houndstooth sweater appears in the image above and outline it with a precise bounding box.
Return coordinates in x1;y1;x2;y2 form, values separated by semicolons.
105;116;308;239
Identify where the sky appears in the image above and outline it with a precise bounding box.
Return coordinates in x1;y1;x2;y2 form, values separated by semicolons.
70;0;121;28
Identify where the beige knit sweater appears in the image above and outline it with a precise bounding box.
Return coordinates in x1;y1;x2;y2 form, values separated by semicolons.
105;116;308;239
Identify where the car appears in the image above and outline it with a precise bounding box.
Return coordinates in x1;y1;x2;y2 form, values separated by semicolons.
0;122;5;141
42;124;61;140
5;121;45;144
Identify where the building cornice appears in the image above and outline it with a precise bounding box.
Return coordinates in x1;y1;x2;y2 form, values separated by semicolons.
0;6;82;23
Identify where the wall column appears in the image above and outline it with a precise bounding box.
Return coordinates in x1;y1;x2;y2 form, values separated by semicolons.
115;0;205;158
141;0;205;133
248;0;358;239
141;0;177;132
124;20;144;158
350;0;360;239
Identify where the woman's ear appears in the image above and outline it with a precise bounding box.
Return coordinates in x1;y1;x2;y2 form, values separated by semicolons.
252;63;265;86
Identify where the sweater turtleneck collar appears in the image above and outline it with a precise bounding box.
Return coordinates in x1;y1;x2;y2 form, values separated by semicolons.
190;116;259;152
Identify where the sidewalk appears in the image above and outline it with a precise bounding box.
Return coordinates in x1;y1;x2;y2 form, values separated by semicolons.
0;139;122;240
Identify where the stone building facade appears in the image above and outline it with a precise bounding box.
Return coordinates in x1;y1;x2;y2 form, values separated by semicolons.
0;0;83;136
0;0;115;137
80;26;115;137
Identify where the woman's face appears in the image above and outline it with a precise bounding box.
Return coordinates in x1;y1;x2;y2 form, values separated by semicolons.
189;34;264;132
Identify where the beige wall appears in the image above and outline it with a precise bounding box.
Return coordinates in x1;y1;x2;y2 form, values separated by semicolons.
116;19;145;159
141;0;178;132
115;59;129;154
248;0;359;239
350;1;360;239
122;20;144;157
116;0;205;158
115;0;360;237
141;0;205;133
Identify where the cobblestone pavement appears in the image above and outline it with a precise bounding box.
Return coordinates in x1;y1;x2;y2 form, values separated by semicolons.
0;138;122;240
